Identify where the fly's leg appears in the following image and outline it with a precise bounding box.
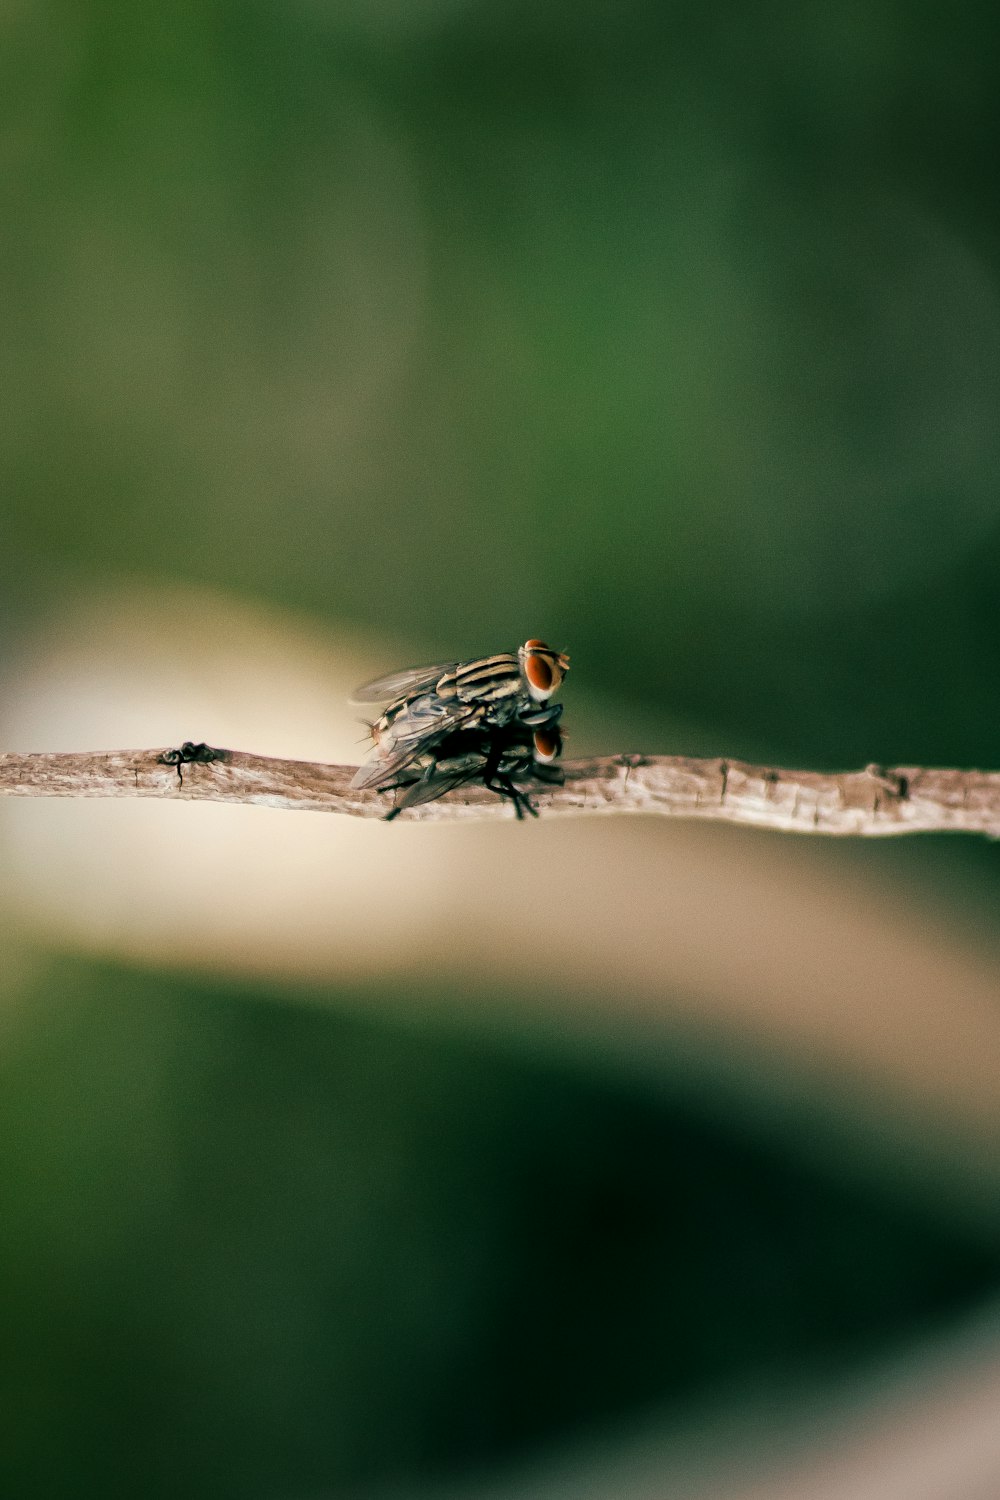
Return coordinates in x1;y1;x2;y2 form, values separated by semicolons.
371;772;415;821
479;739;538;820
381;775;422;821
493;772;538;819
380;759;441;821
481;739;520;818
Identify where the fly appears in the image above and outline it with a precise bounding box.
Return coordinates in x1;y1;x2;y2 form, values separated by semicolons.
351;639;569;817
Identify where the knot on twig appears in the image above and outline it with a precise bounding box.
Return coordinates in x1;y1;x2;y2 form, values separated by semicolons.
865;764;910;801
615;753;650;794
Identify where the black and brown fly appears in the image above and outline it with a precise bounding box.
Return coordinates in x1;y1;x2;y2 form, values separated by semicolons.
351;639;569;819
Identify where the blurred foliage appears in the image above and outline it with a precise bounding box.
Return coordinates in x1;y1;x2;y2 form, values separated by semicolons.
0;958;996;1499
3;0;1000;1493
3;1;1000;766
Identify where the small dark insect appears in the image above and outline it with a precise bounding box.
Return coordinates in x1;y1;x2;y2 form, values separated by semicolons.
158;741;217;785
351;639;569;818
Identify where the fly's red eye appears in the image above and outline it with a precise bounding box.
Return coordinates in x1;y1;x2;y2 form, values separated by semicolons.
524;638;547;650
525;653;554;695
533;728;560;762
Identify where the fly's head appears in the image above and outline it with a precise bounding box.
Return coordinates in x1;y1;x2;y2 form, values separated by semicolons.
517;699;563;757
518;639;570;704
496;701;564;776
531;724;562;764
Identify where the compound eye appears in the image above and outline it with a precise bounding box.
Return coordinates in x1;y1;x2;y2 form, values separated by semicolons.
524;638;548;650
533;727;561;763
524;651;554;697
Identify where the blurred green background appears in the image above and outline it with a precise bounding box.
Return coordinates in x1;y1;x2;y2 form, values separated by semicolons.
3;3;1000;1496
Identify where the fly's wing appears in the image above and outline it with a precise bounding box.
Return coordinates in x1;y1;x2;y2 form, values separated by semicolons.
394;761;484;810
353;652;525;716
350;662;457;705
350;697;482;790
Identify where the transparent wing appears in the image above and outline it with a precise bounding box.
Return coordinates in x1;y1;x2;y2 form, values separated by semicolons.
350;698;482;790
395;763;484;810
350;661;457;705
351;744;429;790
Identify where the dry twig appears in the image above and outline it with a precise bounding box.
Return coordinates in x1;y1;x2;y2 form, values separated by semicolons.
0;745;998;836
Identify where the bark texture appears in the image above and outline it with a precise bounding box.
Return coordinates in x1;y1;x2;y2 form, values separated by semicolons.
1;747;998;835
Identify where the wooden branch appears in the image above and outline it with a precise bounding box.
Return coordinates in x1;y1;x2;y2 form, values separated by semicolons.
1;744;999;835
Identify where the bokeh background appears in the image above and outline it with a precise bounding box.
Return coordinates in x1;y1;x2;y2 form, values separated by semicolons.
2;4;1000;1497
